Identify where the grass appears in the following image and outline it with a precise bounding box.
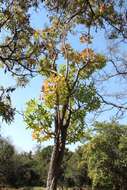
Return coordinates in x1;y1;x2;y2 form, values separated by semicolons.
0;187;44;190
0;187;91;190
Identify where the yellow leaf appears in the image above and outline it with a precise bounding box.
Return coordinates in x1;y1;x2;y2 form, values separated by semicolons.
34;31;39;40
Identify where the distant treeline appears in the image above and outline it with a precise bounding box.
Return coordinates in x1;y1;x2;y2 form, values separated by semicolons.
0;122;127;190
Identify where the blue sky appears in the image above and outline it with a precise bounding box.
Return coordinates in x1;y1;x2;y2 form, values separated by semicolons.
1;4;127;152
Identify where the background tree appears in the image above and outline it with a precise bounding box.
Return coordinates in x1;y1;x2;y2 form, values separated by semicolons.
0;136;42;188
0;136;15;187
84;122;127;190
64;146;91;188
1;125;127;190
34;146;53;186
13;151;40;187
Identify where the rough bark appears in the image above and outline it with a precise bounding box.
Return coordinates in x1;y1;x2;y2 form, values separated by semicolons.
46;125;67;190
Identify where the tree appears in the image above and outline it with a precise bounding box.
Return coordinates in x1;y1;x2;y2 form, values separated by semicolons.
24;13;106;190
0;0;42;123
34;145;73;188
44;0;127;39
13;151;40;187
34;146;53;186
44;0;127;115
0;86;15;123
64;147;90;188
0;0;39;76
24;2;127;190
0;136;15;186
84;122;127;190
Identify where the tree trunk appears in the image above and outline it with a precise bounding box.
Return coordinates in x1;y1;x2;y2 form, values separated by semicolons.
46;126;67;190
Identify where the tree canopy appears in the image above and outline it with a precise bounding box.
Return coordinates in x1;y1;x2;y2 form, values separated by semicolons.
84;122;127;190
